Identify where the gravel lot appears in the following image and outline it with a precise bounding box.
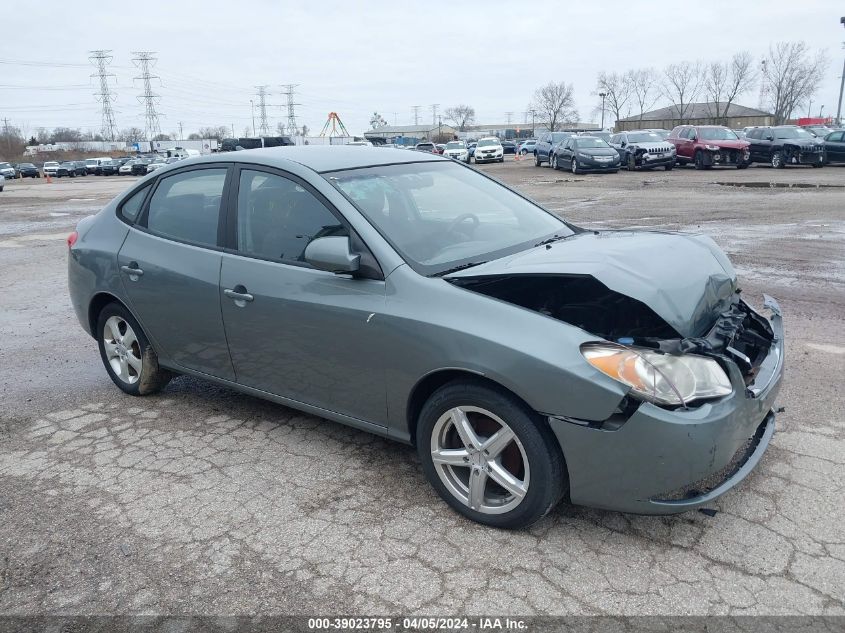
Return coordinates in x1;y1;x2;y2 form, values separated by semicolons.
0;160;843;617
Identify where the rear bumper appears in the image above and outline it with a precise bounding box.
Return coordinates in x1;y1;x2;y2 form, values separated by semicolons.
549;294;784;514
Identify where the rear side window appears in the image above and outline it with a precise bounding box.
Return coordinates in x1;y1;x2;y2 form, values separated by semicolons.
119;185;151;223
236;169;347;264
145;168;227;247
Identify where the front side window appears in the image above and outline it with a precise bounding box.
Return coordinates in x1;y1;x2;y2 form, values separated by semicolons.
145;168;227;247
237;169;346;264
328;161;569;275
699;128;738;141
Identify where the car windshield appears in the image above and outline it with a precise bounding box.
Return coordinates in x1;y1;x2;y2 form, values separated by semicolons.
21;163;35;168
550;133;570;143
699;128;738;140
627;132;663;143
477;139;500;147
328;162;570;275
0;163;10;169
44;162;59;167
445;142;465;149
576;138;610;148
775;127;814;139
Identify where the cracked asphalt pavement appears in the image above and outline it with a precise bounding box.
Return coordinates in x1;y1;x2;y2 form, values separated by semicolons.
0;161;843;616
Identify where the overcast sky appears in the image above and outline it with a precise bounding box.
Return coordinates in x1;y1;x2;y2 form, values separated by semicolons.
2;0;843;138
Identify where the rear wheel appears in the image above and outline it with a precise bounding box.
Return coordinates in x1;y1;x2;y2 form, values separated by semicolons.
417;380;567;529
96;302;172;396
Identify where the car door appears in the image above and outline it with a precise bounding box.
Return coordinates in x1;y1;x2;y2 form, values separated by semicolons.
825;131;844;162
218;166;389;425
538;133;550;161
609;134;624;161
118;165;236;380
561;139;574;167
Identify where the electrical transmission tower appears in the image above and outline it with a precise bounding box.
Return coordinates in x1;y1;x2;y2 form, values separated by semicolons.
431;103;439;126
505;111;514;126
131;51;162;142
411;105;421;125
89;50;118;141
254;86;271;136
280;84;301;136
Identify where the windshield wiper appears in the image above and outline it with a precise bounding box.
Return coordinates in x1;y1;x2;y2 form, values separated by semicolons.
433;261;488;277
534;234;572;247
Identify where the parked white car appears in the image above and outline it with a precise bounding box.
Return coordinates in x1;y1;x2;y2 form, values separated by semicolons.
473;137;504;164
119;161;135;175
146;159;167;173
442;140;470;163
43;161;60;176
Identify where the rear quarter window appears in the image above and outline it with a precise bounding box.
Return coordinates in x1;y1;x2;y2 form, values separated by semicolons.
118;185;152;224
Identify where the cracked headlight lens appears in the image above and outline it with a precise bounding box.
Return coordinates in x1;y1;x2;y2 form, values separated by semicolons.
704;144;721;151
581;343;732;407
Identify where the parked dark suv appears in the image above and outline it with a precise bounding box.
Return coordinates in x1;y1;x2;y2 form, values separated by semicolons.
534;131;574;166
16;163;40;178
668;125;750;169
745;126;825;168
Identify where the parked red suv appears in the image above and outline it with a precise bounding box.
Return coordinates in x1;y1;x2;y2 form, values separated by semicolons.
668;125;751;169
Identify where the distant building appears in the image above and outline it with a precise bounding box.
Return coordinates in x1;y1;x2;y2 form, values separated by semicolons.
462;122;600;141
615;102;774;131
363;124;458;146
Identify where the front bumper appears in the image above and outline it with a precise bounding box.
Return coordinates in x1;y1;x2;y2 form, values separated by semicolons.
796;150;825;165
578;157;621;171
635;153;676;168
475;152;503;163
549;294;784;514
700;148;750;166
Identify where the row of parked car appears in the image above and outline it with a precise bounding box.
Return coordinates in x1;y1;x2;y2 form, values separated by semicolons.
525;124;844;173
0;154;189;185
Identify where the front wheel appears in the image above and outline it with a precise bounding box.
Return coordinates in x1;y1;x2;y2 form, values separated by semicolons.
417;380;567;529
664;163;673;171
551;154;559;170
627;154;637;171
96;302;172;396
534;152;541;167
571;157;579;174
771;151;785;169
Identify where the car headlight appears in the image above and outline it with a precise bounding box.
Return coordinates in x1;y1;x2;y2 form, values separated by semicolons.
578;152;591;159
581;343;732;407
704;144;721;151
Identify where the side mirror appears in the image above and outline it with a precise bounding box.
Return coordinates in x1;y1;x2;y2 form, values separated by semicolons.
304;236;360;274
765;135;774;141
620;142;626;147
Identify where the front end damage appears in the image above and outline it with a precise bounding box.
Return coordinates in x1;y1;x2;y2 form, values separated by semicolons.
698;145;751;167
448;268;784;514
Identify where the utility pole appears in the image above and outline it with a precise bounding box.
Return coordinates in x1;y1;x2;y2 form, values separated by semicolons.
281;84;301;136
250;99;256;136
430;103;439;127
2;117;11;154
438;115;442;140
598;92;607;129
89;50;118;141
178;121;183;141
131;51;162;143
837;17;845;126
254;86;270;136
529;109;536;137
412;105;421;126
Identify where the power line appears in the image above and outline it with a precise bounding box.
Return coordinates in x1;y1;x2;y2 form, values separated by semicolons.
505;111;514;126
89;50;118;141
280;84;301;136
411;105;421;126
255;85;270;136
132;51;162;142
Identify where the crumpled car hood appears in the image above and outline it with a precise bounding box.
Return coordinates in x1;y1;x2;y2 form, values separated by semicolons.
446;230;737;337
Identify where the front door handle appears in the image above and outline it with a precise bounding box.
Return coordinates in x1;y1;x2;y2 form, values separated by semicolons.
120;263;144;278
224;287;254;303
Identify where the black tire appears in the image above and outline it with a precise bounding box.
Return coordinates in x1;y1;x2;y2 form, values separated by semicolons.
416;379;567;529
737;163;749;169
811;162;823;168
627;154;637;171
771;151;785;169
551;154;558;170
534;152;541;167
96;302;172;396
664;163;673;171
694;150;707;170
498;158;504;163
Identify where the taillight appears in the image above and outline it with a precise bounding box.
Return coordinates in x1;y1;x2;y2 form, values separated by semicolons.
67;231;78;248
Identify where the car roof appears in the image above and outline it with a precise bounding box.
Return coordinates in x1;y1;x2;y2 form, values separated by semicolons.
194;145;444;173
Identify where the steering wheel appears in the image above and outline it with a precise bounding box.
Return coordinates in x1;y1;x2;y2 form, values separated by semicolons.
446;213;480;236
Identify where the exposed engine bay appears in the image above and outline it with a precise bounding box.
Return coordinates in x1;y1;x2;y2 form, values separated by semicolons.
449;274;775;382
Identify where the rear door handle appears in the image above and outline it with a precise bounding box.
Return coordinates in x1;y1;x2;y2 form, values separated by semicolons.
120;263;144;277
224;287;254;303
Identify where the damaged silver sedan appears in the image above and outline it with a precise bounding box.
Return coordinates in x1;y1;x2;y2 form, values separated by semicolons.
68;147;783;528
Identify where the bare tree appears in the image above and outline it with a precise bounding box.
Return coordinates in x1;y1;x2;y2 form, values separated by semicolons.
301;124;310;137
369;112;388;129
662;61;705;123
198;126;230;140
762;41;828;124
593;72;631;127
118;127;145;143
444;104;476;131
704;52;756;123
530;82;577;132
626;68;661;123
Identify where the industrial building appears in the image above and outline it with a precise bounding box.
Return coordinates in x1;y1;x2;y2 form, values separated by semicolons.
615;102;775;131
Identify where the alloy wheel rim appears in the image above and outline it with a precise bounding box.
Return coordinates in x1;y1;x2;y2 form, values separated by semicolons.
572;158;577;173
103;316;142;385
772;153;780;167
430;406;530;515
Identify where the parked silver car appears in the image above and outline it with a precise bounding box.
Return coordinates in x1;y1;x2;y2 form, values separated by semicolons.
67;146;784;528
